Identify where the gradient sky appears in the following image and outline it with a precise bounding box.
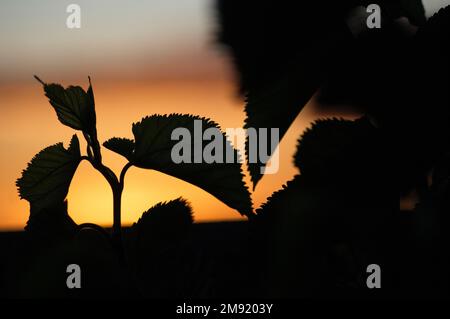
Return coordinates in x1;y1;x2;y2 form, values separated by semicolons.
0;0;448;230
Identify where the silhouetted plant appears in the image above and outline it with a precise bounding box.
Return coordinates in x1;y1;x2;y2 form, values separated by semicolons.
15;76;253;296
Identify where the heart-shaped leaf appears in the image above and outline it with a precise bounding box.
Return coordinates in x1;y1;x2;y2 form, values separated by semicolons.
16;134;82;216
35;76;96;136
105;114;253;217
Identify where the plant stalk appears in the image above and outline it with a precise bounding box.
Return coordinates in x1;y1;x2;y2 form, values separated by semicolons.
84;137;132;264
112;185;125;262
86;159;123;243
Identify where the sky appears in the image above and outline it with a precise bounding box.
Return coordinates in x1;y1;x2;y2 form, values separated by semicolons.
0;0;449;230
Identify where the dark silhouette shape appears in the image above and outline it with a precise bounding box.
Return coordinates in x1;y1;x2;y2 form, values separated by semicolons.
255;117;392;298
215;0;427;188
217;1;450;298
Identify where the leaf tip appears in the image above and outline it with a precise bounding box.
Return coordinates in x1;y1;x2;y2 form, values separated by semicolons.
33;75;45;85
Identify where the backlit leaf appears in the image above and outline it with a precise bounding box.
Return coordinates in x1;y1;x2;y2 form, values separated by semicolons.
35;76;96;135
16;134;82;216
118;114;253;217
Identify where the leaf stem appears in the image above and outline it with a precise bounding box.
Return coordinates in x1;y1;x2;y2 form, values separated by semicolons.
119;162;132;188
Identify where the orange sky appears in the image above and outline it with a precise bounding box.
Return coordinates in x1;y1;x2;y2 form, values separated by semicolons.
1;77;355;230
0;0;361;230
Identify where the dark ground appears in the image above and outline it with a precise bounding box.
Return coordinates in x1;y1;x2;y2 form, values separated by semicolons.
0;221;253;298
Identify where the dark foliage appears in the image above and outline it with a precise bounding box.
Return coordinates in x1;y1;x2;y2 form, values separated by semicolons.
217;1;450;298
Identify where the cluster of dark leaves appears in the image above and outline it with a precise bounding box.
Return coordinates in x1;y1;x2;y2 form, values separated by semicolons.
217;1;450;298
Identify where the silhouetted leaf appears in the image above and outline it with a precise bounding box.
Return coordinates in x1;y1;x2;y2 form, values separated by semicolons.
216;1;354;189
216;1;427;190
244;68;320;189
126;198;198;297
35;76;96;135
103;137;134;160
215;1;352;94
25;200;78;240
295;118;358;175
294;117;379;180
255;174;336;297
115;114;253;217
16;134;81;216
256;167;390;296
132;198;193;248
415;5;450;49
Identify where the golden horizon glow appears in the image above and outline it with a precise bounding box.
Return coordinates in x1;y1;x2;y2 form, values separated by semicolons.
0;78;357;230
